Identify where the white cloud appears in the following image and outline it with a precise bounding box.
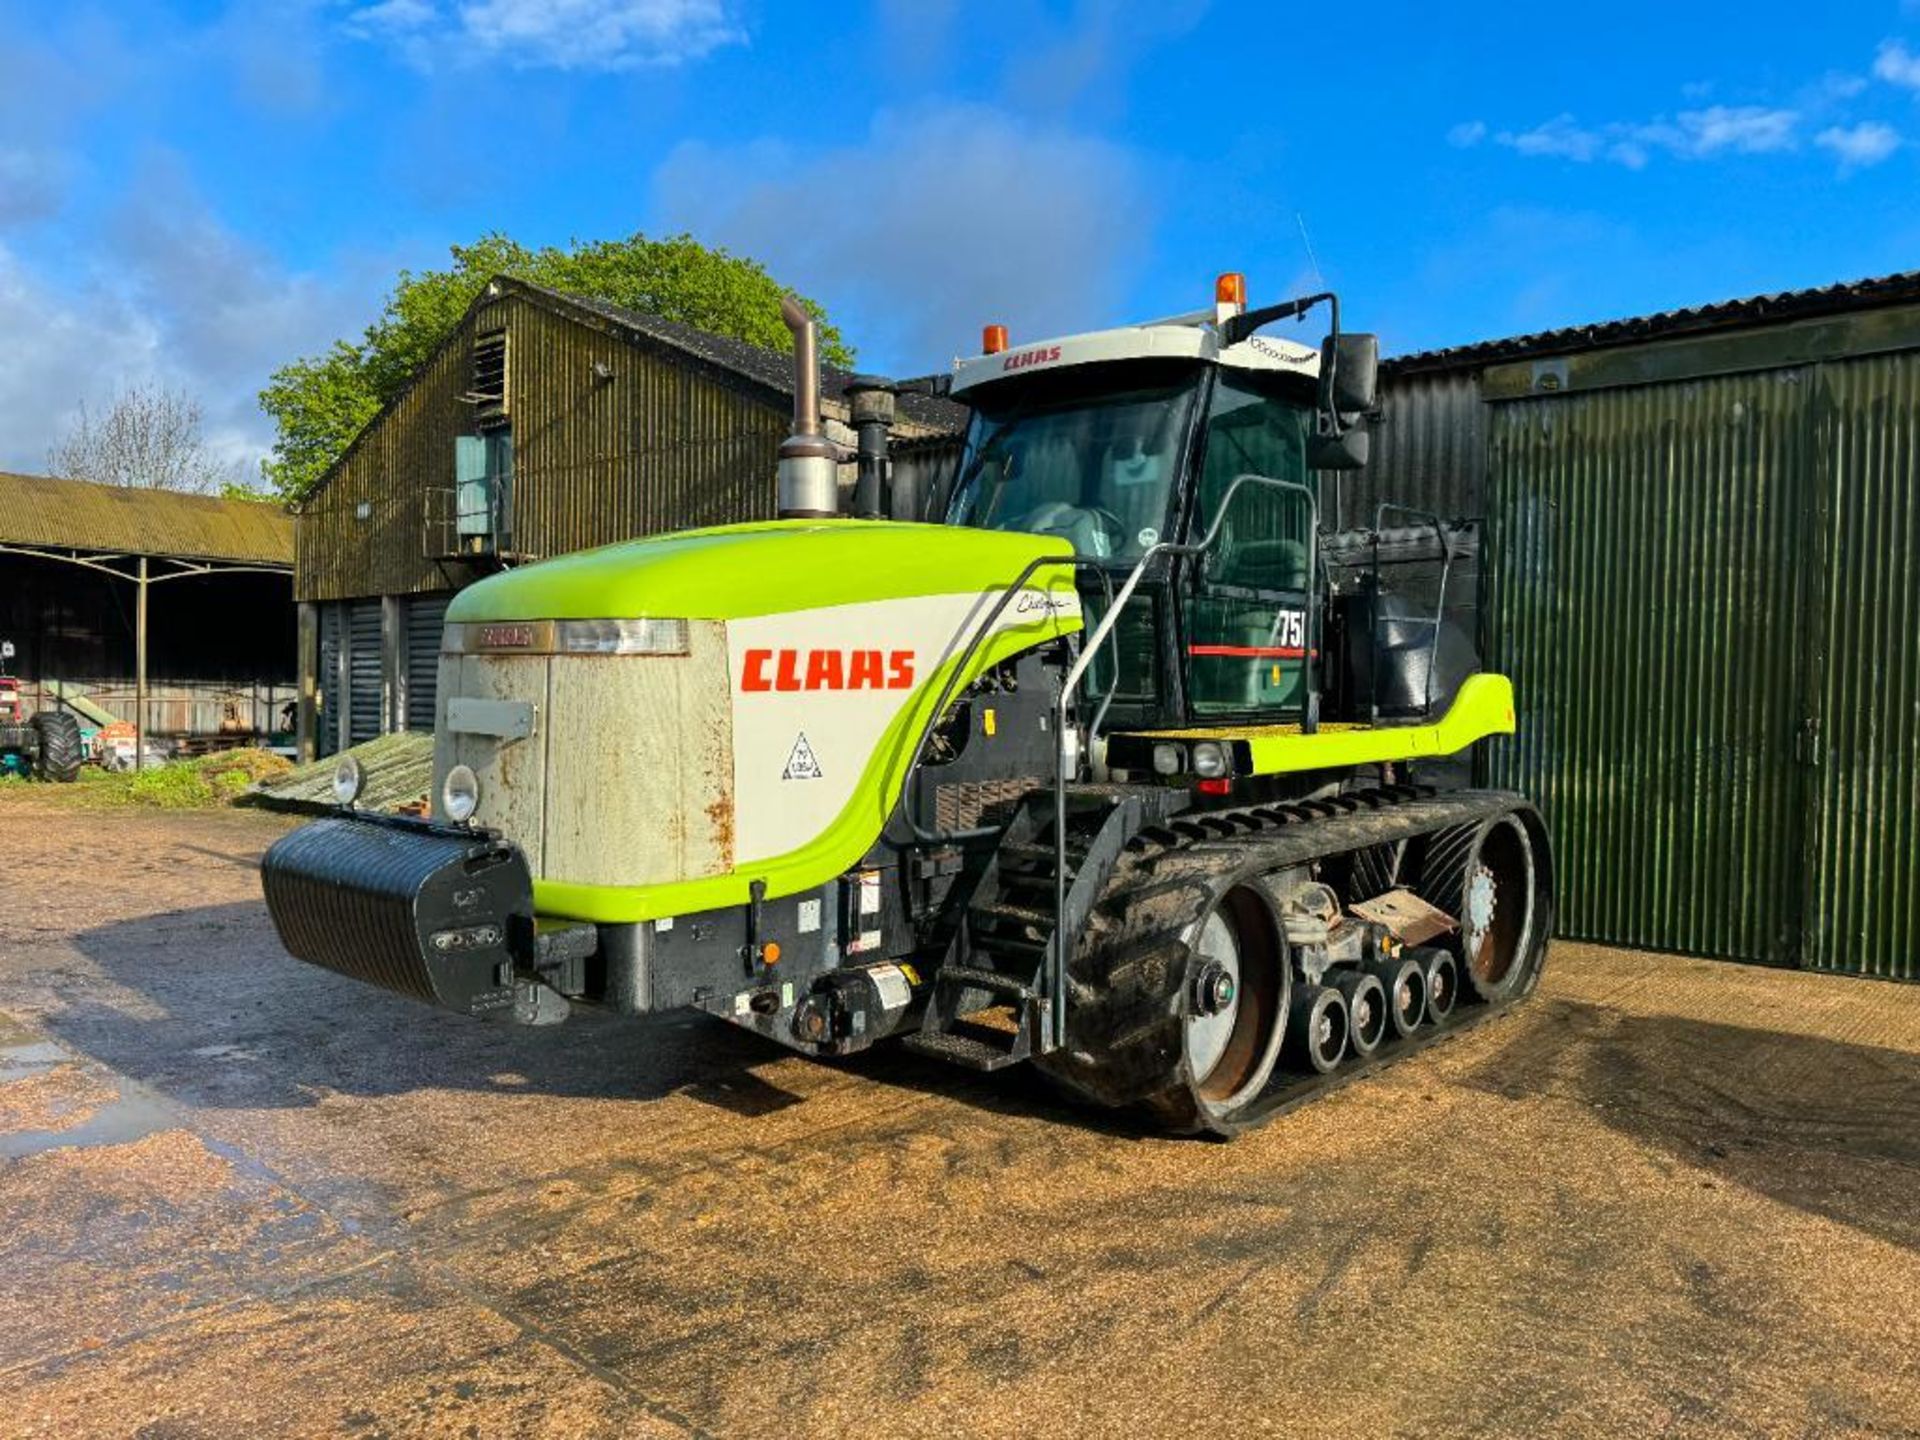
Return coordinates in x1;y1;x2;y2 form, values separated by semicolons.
653;105;1149;373
1874;39;1920;89
1447;120;1487;148
1495;114;1608;163
341;0;743;70
1642;104;1799;156
1488;105;1800;168
0;156;394;478
1816;121;1901;170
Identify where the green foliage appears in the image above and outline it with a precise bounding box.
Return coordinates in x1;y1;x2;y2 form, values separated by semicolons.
259;232;852;503
0;749;294;810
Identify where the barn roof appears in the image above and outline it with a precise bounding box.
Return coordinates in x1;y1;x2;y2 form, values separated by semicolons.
509;279;969;432
0;471;294;567
1387;269;1920;377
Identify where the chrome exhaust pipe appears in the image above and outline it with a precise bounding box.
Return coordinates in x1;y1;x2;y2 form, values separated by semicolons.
777;296;838;519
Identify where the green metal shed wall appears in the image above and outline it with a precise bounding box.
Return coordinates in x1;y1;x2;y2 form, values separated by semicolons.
1480;336;1919;980
1804;350;1920;980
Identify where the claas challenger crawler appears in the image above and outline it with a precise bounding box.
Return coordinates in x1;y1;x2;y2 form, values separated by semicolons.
263;276;1552;1135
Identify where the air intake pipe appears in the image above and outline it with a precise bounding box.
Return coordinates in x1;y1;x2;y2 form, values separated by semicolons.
844;375;896;520
777;297;839;518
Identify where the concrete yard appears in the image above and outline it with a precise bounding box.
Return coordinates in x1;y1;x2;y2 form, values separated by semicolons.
0;800;1916;1439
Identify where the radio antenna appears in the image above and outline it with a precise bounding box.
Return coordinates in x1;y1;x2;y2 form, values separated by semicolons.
1296;212;1326;293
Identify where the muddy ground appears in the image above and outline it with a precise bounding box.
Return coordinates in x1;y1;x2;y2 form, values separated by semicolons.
0;799;1915;1439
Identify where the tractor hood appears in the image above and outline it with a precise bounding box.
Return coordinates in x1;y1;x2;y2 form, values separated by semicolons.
446;520;1074;623
432;518;1083;926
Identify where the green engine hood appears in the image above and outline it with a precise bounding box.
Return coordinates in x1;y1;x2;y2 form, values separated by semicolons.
446;519;1076;621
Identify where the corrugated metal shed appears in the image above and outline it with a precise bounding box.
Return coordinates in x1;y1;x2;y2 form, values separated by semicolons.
1321;369;1484;532
1802;349;1920;981
1452;279;1920;981
0;471;293;566
1391;269;1920;376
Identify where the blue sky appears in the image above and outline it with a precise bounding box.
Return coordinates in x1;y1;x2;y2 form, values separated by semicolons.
2;0;1918;475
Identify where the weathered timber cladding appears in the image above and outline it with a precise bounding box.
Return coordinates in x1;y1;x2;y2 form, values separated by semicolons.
298;291;789;603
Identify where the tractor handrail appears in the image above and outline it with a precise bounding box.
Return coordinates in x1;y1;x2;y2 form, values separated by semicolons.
1051;471;1319;1047
898;554;1117;848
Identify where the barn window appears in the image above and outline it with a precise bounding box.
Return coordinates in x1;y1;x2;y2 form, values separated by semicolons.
469;329;508;422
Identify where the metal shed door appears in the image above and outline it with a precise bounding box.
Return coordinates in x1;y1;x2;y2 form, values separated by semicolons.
1801;351;1920;980
1482;370;1813;966
346;599;383;746
404;594;451;732
318;604;344;759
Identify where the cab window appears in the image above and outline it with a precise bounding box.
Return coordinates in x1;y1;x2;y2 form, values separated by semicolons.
1185;376;1314;717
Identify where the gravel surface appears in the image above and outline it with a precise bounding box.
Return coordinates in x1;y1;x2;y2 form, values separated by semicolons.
0;799;1916;1438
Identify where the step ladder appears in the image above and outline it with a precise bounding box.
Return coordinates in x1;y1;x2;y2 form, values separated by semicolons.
905;789;1145;1072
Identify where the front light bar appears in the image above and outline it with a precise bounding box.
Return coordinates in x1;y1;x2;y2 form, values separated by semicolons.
442;618;690;656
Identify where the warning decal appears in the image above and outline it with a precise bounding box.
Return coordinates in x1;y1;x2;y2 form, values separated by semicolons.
782;732;824;781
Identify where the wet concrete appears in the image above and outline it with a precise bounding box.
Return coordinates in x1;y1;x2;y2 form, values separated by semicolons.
1;799;1917;1438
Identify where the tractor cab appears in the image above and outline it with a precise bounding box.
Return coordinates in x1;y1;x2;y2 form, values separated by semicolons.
946;277;1367;732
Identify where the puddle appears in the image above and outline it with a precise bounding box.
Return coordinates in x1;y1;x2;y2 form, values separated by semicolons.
0;1040;70;1083
0;1090;180;1159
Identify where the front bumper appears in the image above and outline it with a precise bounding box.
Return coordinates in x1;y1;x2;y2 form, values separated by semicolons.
261;813;535;1018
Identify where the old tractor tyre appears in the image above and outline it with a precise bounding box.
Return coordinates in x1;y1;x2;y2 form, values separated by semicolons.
30;711;83;783
1037;861;1290;1138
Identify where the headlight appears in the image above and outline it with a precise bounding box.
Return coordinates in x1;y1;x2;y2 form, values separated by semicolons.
331;754;365;807
442;763;481;824
555;618;689;655
1190;741;1230;779
1151;743;1184;776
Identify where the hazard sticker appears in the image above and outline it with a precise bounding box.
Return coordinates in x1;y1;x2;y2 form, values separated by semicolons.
782;732;823;780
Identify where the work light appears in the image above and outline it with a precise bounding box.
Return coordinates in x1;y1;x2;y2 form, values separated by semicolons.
443;764;481;824
331;755;364;807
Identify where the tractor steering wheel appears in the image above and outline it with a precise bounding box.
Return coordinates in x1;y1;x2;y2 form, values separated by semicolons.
1017;502;1128;557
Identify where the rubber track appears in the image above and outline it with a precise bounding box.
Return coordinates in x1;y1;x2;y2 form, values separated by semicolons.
1032;785;1548;1136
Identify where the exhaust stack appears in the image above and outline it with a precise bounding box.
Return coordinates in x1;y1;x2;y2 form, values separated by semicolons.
777;296;838;519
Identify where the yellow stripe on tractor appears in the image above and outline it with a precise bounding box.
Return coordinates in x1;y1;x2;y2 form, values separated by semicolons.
1116;673;1517;779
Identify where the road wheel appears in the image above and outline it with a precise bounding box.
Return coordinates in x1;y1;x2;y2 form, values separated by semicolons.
30;711;82;783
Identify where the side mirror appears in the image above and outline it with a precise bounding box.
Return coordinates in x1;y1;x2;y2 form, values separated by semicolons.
1307;427;1370;471
1320;332;1379;414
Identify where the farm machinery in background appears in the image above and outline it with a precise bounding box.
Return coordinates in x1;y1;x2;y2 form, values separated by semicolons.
0;644;84;782
263;274;1552;1136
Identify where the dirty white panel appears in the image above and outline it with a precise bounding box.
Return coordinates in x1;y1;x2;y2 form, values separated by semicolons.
543;620;732;887
443;654;549;874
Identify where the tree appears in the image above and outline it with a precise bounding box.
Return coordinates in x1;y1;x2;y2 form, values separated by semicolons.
49;384;243;495
259;232;852;502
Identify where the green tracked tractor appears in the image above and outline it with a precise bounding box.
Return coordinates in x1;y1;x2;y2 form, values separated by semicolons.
263;276;1552;1136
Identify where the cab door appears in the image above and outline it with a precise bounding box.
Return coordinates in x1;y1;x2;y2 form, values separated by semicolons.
1182;375;1316;720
